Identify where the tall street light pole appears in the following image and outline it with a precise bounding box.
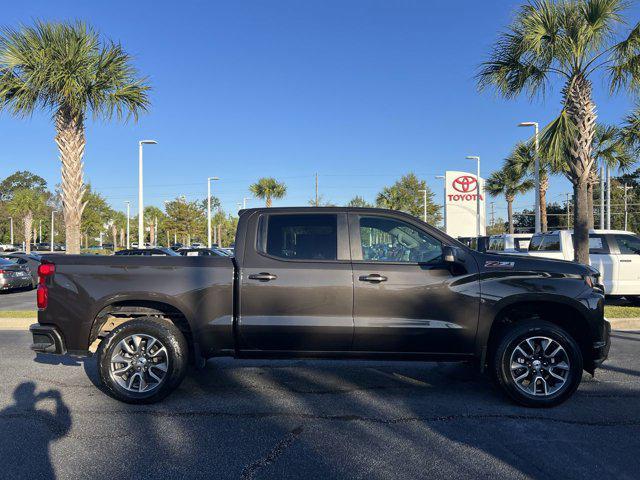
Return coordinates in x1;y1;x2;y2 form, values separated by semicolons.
243;197;250;209
606;165;611;230
466;156;481;236
417;189;427;222
138;140;158;248
124;201;131;249
9;217;13;245
207;176;220;248
619;184;632;231
50;211;56;253
435;176;446;231
518;122;540;233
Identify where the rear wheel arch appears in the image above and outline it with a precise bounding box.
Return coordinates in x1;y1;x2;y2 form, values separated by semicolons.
90;300;194;358
485;300;593;372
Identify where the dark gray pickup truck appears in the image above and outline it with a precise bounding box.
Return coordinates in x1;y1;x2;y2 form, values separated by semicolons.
31;207;610;406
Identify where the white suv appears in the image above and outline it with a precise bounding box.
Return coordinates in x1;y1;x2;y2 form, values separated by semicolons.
526;230;640;302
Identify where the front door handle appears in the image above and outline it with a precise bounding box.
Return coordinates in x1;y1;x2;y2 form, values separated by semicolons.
620;259;632;263
359;274;388;283
248;272;277;281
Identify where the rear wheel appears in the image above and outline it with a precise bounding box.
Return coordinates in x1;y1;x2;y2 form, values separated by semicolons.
97;317;188;404
492;320;583;407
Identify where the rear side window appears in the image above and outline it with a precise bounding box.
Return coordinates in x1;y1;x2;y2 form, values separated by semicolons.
587;235;609;254
614;235;640;255
264;214;337;260
530;234;560;251
488;237;505;251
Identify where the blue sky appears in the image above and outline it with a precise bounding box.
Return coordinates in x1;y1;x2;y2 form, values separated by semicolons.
0;0;638;221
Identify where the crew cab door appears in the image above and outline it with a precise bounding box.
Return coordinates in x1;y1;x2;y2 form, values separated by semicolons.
238;212;354;352
611;234;640;296
349;213;479;354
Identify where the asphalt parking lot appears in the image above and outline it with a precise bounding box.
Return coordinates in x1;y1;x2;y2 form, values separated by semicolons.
0;329;638;480
0;288;36;310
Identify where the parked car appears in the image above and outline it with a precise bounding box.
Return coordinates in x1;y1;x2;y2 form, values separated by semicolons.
190;242;205;249
487;234;532;253
114;248;180;256
525;230;640;303
169;243;184;251
0;257;34;291
31;207;609;407
179;247;230;257
0;243;18;252
1;252;42;283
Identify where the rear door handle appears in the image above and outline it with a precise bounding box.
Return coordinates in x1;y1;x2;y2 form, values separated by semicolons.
248;272;277;281
620;259;632;263
359;274;388;283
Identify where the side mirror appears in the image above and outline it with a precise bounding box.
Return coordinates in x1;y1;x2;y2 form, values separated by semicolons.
442;245;463;264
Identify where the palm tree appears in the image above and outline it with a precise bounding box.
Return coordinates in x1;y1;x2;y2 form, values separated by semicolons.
249;178;287;207
504;142;552;232
486;165;535;234
478;0;640;264
0;22;150;254
6;189;47;254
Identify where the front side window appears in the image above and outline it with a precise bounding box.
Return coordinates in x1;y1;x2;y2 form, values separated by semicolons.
615;234;640;255
265;214;337;260
359;216;442;263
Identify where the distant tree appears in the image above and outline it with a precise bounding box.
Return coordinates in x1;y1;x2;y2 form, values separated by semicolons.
486;217;507;235
514;203;573;232
6;188;47;253
0;21;150;253
307;195;335;207
486;165;534;234
164;197;205;244
346;196;373;208
81;186;113;246
376;173;441;224
250;178;287;207
0;171;47;201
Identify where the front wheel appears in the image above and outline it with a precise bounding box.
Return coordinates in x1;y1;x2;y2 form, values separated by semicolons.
96;317;188;404
492;320;583;407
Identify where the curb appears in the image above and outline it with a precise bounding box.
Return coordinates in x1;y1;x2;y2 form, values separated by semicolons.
0;318;36;330
608;318;640;331
2;317;639;331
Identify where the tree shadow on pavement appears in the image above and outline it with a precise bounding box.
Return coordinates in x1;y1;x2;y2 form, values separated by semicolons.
0;382;71;479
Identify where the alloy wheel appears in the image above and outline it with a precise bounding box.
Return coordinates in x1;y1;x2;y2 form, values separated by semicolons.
109;334;169;393
509;336;570;396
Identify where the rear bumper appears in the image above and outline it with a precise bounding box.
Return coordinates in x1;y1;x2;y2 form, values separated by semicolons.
592;318;611;368
0;277;33;290
30;324;66;354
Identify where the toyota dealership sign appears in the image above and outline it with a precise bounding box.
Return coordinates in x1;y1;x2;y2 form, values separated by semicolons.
443;171;486;237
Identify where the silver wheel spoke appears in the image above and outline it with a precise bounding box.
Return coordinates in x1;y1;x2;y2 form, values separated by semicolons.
110;333;169;394
510;336;569;397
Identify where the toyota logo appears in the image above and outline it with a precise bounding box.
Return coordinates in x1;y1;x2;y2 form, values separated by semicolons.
452;176;477;193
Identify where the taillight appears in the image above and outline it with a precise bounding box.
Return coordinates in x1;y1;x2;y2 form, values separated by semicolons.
37;284;48;309
37;262;55;310
38;263;55;282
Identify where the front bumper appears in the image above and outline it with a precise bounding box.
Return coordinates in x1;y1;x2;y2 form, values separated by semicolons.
592;318;611;368
30;324;66;354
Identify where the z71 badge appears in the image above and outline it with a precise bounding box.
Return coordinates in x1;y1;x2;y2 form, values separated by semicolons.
484;261;515;268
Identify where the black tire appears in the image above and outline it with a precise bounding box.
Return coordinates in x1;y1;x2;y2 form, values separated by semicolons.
97;317;188;404
492;320;583;408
